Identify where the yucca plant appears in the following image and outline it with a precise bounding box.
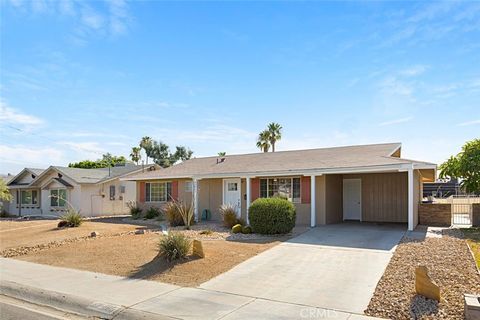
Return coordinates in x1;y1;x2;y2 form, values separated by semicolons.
170;198;194;230
158;232;191;261
219;203;239;228
60;208;83;227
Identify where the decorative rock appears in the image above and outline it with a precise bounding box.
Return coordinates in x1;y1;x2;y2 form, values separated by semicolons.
90;231;99;237
192;240;204;258
135;229;145;235
465;294;480;320
415;266;441;301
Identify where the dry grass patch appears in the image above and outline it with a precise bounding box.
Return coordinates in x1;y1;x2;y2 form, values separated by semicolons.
463;227;480;269
16;233;279;287
366;229;480;320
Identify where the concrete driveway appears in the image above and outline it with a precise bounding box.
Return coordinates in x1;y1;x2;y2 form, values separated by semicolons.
200;223;405;314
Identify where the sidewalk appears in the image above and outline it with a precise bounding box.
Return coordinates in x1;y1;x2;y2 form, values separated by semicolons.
0;258;382;320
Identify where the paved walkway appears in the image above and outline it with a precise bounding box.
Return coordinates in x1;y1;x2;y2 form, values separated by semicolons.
0;257;382;319
201;223;405;314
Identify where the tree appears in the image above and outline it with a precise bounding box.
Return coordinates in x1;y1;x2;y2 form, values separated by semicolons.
267;122;282;152
148;141;193;168
218;152;226;156
130;147;141;165
256;130;271;152
0;179;12;202
439;138;480;194
140;136;153;165
69;153;127;169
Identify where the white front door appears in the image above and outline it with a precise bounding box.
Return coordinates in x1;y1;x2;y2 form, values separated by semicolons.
343;178;361;221
223;178;241;217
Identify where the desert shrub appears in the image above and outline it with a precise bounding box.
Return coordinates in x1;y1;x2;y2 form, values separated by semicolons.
0;210;10;218
158;232;191;261
164;201;194;227
57;220;69;228
220;204;241;228
232;224;242;233
127;201;142;219
60;209;83;228
249;197;296;234
236;217;246;226
241;225;252;234
199;229;213;235
145;207;161;219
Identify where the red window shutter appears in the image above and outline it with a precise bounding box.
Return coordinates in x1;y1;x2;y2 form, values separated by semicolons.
301;176;311;204
139;182;146;202
172;180;179;201
251;178;260;202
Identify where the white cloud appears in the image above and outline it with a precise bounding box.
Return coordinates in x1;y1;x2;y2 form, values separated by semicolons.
458;119;480;126
379;117;413;127
0;101;44;126
0;144;64;172
399;65;428;77
57;141;105;157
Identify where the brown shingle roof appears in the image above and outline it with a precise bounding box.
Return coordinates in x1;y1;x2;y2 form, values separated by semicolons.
126;143;436;180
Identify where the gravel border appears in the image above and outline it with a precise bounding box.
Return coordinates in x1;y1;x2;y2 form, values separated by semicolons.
365;229;480;319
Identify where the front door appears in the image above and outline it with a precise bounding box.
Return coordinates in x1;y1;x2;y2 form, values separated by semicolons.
223;178;241;217
343;178;361;221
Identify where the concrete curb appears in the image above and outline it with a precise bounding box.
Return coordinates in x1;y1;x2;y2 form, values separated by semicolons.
0;280;173;319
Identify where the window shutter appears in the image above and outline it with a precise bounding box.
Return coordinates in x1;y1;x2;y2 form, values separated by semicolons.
251;178;259;202
301;176;311;204
139;182;146;202
171;180;179;201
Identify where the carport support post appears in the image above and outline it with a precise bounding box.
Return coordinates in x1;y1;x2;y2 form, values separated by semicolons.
246;177;251;225
193;178;199;222
310;175;316;227
408;166;414;231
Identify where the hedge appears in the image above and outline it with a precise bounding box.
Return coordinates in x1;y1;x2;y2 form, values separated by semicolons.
249;197;296;234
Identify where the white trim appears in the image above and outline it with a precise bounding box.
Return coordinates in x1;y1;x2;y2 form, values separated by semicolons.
6;168;41;187
310;175;316;227
246;177;251;225
193;178;199;222
408;166;414;231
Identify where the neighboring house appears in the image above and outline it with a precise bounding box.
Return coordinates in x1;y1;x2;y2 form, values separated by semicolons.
124;143;436;231
5;165;158;217
1;173;15;212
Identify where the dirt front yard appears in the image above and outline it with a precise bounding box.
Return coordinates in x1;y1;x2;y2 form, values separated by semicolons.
365;229;480;319
0;218;146;253
1;218;281;287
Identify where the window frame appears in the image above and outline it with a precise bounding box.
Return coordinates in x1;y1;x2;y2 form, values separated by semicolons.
259;177;301;203
185;181;193;193
145;182;172;202
109;185;116;200
20;189;38;205
50;189;67;207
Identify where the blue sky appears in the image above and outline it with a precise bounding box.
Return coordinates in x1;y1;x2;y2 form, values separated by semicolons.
0;0;479;174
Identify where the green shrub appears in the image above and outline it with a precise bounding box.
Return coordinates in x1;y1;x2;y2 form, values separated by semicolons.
158;232;191;261
145;207;161;219
249;198;296;234
60;209;83;227
236;217;246;226
241;225;252;234
127;201;142;219
164;201;194;227
232;224;242;233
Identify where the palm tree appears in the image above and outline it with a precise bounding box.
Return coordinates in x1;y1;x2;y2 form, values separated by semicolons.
130;147;141;165
267;122;282;152
256;130;271;152
218;152;226;156
139;136;153;165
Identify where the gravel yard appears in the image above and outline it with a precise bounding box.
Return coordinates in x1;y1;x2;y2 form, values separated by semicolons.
365;229;480;319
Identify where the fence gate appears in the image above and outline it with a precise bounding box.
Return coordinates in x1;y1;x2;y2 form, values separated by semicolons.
449;196;479;226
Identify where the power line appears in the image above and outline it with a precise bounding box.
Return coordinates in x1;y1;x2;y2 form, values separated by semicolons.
1;124;105;156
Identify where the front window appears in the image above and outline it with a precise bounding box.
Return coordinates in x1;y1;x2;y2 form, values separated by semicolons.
110;185;116;200
259;178;301;203
50;189;67;207
146;182;172;202
20;190;38;205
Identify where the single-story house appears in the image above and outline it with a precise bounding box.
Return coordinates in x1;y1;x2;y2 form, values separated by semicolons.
124;143;436;231
5;164;158;217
